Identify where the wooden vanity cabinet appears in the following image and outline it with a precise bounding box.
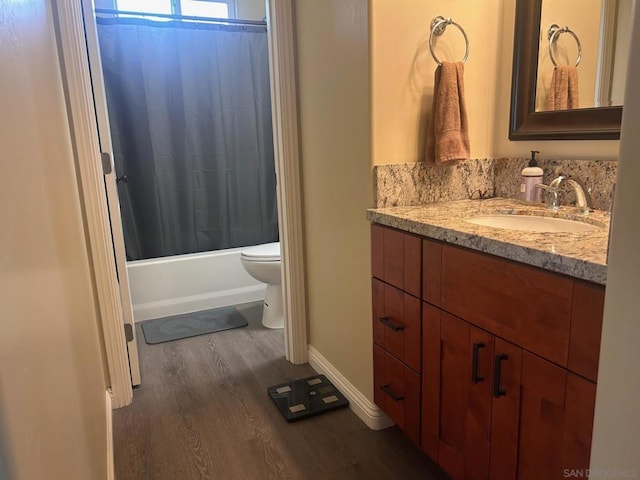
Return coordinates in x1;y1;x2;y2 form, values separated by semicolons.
371;224;605;480
371;225;422;444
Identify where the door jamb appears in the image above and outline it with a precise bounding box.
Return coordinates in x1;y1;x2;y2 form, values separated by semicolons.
53;0;308;407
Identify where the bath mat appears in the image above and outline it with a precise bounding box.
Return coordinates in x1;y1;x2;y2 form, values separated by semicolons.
140;305;249;344
268;374;349;422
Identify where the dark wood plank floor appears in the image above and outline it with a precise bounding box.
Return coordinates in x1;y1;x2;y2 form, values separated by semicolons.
114;302;447;480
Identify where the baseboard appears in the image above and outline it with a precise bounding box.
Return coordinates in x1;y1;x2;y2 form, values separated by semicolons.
132;285;266;321
106;390;114;480
307;345;393;431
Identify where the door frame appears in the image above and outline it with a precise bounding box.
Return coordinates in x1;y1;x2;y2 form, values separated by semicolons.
53;0;308;409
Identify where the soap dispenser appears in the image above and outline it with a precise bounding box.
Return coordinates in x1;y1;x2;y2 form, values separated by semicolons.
521;150;543;202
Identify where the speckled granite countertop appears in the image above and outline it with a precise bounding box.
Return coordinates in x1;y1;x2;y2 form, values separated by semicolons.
367;198;610;285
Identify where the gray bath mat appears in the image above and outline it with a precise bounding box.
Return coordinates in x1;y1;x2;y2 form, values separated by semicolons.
141;305;249;344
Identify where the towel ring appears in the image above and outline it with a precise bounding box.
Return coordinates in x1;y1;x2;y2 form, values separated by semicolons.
429;16;470;66
548;24;582;67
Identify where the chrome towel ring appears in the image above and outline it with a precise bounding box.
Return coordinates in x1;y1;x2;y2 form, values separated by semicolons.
429;16;470;66
548;24;582;67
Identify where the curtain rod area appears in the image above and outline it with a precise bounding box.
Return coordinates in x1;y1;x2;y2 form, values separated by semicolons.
94;9;267;27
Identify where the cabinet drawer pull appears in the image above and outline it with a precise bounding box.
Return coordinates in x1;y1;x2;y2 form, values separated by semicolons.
472;342;486;384
493;354;509;397
380;384;404;401
379;316;404;332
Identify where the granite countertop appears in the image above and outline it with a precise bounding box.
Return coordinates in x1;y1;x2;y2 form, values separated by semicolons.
366;198;610;285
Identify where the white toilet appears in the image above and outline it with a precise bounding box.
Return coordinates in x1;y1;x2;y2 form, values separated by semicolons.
240;242;283;329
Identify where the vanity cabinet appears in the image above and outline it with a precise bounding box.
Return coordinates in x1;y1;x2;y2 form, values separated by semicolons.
371;224;605;480
371;224;422;444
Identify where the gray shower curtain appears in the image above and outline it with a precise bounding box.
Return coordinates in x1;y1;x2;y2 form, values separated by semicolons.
97;18;278;261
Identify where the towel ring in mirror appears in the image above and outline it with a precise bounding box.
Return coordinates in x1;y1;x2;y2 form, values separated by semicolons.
429;16;470;66
548;24;582;67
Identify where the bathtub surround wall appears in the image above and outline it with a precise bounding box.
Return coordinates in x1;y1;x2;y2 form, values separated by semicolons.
373;158;617;211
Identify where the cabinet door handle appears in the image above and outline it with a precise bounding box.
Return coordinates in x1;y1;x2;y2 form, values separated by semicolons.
472;342;486;384
493;354;509;397
380;384;404;401
378;316;404;332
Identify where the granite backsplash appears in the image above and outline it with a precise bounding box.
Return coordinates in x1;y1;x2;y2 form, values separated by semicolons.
373;158;617;211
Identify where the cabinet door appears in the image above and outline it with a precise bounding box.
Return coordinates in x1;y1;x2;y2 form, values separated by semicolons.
489;338;523;480
373;344;421;444
372;278;421;372
423;306;494;480
517;352;596;480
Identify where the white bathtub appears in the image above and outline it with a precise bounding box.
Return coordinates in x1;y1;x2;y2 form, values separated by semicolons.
126;247;266;322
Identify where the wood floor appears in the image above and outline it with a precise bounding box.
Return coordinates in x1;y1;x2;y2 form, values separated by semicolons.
114;302;447;480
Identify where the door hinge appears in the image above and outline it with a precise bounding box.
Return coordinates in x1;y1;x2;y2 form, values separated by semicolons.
124;323;134;342
101;152;112;175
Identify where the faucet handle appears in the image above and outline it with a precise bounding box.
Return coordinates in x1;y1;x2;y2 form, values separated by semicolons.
536;183;560;210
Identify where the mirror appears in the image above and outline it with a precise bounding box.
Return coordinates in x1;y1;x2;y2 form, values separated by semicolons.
510;0;626;140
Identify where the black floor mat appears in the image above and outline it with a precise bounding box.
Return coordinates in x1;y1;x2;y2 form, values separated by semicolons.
140;305;251;344
268;374;349;422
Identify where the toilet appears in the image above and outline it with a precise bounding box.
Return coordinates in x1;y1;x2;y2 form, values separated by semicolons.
240;242;283;329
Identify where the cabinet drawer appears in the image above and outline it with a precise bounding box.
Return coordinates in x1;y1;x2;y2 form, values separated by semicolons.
371;224;421;297
374;344;421;445
372;278;421;372
441;245;573;366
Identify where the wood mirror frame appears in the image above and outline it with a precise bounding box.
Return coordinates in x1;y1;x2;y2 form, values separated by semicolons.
509;0;622;140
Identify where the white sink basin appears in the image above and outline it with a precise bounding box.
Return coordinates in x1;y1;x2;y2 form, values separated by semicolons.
465;215;600;233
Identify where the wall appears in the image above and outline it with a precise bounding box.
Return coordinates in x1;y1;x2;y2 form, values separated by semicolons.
236;0;266;20
494;0;620;159
536;0;601;110
370;0;502;164
294;0;373;399
589;1;640;475
0;1;109;479
369;0;621;162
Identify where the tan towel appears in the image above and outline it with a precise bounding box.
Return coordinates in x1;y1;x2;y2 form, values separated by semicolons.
547;65;579;110
426;61;470;166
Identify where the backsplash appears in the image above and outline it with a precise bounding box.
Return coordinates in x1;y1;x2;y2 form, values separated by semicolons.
493;158;617;212
374;158;617;211
373;159;494;208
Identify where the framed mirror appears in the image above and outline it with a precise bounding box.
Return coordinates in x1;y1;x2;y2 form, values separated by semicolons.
510;0;626;140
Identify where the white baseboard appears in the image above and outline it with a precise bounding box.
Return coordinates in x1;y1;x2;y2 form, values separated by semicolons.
307;345;393;431
132;285;266;321
106;390;114;480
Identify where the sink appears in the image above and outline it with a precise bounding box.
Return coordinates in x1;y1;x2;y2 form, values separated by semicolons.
465;215;601;233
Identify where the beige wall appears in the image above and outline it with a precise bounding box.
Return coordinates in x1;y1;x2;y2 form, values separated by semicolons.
494;0;620;159
237;0;266;20
0;1;109;479
536;0;601;111
294;0;374;399
371;0;502;164
590;2;640;475
370;0;620;162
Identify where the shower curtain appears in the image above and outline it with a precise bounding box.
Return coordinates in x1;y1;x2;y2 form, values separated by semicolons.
97;18;278;261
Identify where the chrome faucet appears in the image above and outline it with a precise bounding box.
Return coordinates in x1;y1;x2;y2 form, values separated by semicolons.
536;175;594;213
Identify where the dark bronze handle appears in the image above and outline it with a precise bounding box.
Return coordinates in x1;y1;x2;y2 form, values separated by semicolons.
378;316;404;332
493;354;509;397
472;342;486;384
381;384;404;401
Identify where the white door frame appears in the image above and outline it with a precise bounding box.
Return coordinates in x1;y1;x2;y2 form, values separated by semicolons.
53;0;308;409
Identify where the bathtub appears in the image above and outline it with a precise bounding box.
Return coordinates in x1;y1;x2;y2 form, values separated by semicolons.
126;247;266;322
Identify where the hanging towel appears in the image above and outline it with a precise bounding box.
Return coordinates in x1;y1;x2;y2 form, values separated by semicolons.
426;61;470;166
547;65;579;111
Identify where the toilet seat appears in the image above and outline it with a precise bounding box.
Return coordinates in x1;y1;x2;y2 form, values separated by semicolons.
240;242;280;262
